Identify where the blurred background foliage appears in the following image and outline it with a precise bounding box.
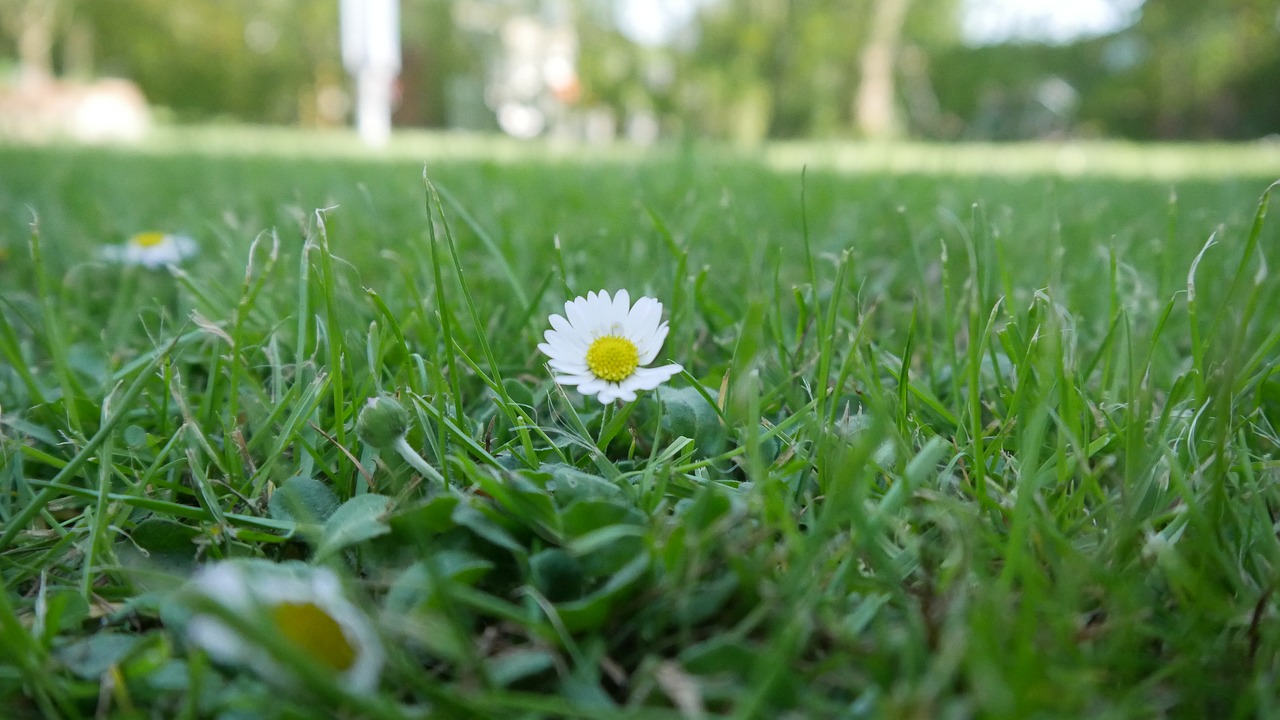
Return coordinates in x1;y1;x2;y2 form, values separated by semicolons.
0;0;1277;142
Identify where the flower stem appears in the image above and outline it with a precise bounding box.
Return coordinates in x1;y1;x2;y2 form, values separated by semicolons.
392;436;446;487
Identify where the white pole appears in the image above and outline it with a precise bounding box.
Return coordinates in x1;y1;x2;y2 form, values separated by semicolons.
355;67;394;146
340;0;401;147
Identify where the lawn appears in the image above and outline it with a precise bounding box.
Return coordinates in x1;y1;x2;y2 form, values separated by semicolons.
1;130;1279;718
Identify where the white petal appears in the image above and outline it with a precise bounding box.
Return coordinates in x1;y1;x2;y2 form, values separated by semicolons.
545;350;587;367
624;297;661;341
554;372;596;387
595;384;622;403
578;295;601;335
571;293;599;337
548;313;588;347
140;247;174;268
577;377;609;396
564;296;591;333
540;339;585;363
608;291;634;336
249;573;313;606
190;562;253;610
637;322;670;365
121;245;145;265
548;358;589;374
546;313;570;336
309;567;343;597
187;616;249;664
171;234;198;258
622;363;683;392
587;291;619;337
611;289;630;323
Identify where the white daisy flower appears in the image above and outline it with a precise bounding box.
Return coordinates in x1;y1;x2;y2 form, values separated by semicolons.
100;231;197;268
184;560;383;693
538;289;683;404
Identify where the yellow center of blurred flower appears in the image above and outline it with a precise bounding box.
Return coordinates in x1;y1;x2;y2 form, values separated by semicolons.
271;601;357;672
133;232;167;248
586;335;638;382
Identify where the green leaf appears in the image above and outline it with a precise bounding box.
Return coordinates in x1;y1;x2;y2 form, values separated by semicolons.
385;551;495;613
530;548;586;602
268;475;340;531
453;502;528;558
561;499;645;536
469;469;562;540
55;632;142;679
501;377;535;407
487;649;557;688
541;464;627;506
38;590;90;648
561;500;648;577
123;424;149;449
676;485;736;534
389;494;460;538
142;659;191;693
554;553;651;632
127;517;201;556
680;636;757;676
653;385;726;457
314;493;393;560
676;572;739;625
116;517;202;593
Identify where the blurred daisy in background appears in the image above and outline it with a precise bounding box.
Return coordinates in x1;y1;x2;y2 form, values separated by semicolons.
182;560;383;693
100;231;197;268
539;289;683;403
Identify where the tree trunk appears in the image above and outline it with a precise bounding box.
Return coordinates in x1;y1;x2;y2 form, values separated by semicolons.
7;0;63;83
854;0;912;139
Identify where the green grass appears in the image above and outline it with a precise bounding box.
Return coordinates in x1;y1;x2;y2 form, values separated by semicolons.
1;129;1279;718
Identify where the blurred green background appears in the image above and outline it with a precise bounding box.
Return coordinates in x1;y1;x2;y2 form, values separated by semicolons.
1;0;1277;145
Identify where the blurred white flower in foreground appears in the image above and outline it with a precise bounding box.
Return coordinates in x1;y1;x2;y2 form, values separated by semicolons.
184;561;383;693
100;232;197;268
538;289;682;403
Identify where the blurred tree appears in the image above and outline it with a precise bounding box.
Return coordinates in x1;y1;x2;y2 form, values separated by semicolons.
9;0;498;130
1116;0;1279;138
398;0;481;128
929;40;1101;140
0;0;69;80
668;0;959;143
681;0;863;142
855;0;913;138
570;0;1274;141
72;0;340;124
570;0;675;137
927;0;1280;140
1226;52;1280;139
3;0;1274;139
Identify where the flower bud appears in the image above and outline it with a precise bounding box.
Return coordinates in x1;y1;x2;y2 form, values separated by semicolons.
356;395;409;450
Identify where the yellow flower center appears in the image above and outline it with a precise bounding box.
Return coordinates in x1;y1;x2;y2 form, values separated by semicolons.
585;335;639;382
270;601;357;672
133;232;167;248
